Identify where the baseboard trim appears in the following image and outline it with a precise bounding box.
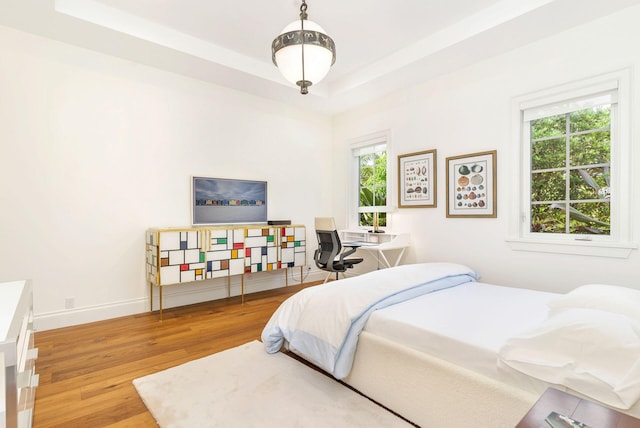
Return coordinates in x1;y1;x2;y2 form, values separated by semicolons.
35;268;325;331
35;298;148;332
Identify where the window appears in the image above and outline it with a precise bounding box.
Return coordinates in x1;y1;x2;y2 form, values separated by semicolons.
350;132;390;229
509;70;635;257
528;93;612;235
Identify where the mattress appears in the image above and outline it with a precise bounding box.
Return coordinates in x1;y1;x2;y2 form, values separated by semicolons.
364;282;558;391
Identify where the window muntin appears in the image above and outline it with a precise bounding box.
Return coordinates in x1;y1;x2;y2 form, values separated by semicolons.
528;102;611;236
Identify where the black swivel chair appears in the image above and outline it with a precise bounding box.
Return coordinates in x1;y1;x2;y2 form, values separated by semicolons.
314;217;363;283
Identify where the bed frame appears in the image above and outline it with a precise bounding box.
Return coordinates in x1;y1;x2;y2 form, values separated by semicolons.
344;331;640;427
344;332;539;427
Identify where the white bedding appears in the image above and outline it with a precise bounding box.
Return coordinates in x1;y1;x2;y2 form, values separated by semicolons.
364;282;557;392
262;263;479;378
500;285;640;410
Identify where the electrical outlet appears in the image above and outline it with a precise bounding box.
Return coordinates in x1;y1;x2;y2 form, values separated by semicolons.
65;297;75;309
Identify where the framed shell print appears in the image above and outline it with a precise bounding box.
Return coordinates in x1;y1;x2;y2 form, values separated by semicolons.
398;149;437;208
446;150;496;218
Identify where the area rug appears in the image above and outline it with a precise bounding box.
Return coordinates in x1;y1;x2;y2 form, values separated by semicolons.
133;340;412;427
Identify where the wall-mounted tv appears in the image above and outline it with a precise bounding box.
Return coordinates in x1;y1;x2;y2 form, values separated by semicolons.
191;176;267;225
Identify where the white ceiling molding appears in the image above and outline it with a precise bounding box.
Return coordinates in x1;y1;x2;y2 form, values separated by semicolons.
1;0;639;113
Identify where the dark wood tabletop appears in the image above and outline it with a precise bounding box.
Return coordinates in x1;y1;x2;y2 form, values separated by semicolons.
516;387;640;428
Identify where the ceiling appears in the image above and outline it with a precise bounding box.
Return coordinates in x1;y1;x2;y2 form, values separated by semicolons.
2;0;639;114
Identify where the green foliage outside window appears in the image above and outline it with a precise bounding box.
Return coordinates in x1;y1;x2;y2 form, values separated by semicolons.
359;149;387;227
530;106;611;235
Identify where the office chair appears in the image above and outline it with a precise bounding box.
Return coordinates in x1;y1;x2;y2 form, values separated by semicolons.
314;217;363;283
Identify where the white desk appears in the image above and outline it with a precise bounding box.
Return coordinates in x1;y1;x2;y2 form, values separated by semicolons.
341;231;410;269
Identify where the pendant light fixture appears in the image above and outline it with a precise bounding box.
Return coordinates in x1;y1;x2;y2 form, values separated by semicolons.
271;0;336;94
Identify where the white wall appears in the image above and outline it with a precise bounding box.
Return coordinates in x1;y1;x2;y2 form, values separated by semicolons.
2;6;640;331
0;26;333;330
332;6;640;293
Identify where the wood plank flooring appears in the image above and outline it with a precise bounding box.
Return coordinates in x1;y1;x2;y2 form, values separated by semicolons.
33;282;319;428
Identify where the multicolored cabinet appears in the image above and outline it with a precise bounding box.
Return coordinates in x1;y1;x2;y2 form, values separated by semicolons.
146;225;306;318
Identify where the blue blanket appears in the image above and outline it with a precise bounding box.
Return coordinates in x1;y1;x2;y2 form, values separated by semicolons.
261;263;479;379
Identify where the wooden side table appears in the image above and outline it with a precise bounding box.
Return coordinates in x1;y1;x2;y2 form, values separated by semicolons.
516;387;640;428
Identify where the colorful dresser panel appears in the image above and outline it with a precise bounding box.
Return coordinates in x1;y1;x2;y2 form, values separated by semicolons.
146;225;306;286
205;228;245;279
245;227;278;273
280;226;306;268
145;231;158;285
160;230;205;285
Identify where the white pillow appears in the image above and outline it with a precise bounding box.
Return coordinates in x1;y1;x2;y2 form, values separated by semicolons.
547;284;640;323
499;308;640;410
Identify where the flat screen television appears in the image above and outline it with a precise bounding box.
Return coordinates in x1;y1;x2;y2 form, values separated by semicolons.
191;176;267;225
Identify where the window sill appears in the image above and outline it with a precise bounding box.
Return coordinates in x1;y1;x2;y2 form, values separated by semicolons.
506;238;637;259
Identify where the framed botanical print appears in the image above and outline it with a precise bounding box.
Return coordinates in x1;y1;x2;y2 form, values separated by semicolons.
398;149;437;208
446;150;496;218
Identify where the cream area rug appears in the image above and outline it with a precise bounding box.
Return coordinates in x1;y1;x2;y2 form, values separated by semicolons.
133;340;412;428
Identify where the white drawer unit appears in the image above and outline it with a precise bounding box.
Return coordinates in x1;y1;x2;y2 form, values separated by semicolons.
0;280;38;428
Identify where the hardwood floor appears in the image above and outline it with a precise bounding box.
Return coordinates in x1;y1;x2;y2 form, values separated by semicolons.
33;282;318;428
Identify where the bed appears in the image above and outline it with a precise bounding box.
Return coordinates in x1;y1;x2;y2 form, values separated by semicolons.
261;263;640;427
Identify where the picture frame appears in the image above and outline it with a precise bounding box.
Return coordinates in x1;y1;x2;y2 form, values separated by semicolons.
398;149;437;208
445;150;497;218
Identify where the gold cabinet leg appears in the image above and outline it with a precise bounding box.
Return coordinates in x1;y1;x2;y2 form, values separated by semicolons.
159;285;163;321
241;274;245;304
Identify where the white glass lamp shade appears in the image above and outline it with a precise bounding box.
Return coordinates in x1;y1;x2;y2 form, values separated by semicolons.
272;19;336;93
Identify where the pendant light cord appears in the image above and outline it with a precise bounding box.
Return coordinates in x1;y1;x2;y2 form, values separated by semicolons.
299;1;308;94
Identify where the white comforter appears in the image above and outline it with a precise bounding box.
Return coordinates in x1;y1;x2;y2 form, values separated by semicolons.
261;263;479;379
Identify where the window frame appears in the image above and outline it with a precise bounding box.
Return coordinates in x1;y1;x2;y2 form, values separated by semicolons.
507;70;636;258
527;92;614;237
349;130;392;231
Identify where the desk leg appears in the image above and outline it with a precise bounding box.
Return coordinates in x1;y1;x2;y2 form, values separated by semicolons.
241;274;245;304
285;268;288;287
227;275;231;298
378;249;391;269
149;281;153;312
391;248;407;267
378;247;407;268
